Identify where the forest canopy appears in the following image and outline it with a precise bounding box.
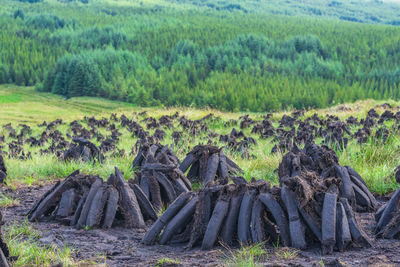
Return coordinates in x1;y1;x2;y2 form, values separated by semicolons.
1;0;400;111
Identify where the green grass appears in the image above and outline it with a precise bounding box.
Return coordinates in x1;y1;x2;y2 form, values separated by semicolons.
223;243;267;267
338;134;400;194
4;220;78;266
274;247;298;260
0;192;20;208
1;85;399;195
0;93;22;104
156;257;182;266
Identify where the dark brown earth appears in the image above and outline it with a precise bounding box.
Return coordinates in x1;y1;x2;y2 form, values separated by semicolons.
3;183;400;267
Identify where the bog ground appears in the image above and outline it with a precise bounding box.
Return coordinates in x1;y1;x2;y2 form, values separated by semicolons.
1;85;400;266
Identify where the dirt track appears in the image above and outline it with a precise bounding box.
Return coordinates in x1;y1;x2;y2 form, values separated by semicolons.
3;184;400;267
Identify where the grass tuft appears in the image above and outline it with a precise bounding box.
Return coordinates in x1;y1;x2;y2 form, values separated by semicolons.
0;192;20;208
156;257;182;266
223;243;267;267
275;247;298;260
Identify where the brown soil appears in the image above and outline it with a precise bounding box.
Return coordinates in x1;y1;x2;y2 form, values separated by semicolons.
3;184;400;267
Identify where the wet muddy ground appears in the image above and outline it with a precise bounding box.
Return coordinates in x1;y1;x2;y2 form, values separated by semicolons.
3;183;400;267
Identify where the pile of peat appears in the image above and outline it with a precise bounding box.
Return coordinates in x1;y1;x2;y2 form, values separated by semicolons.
142;182;270;249
375;188;400;238
131;142;191;211
63;137;104;163
132;142;180;169
276;142;375;253
28;168;157;229
0;154;6;184
279;142;378;212
28;142;196;230
143;142;374;254
179;145;242;186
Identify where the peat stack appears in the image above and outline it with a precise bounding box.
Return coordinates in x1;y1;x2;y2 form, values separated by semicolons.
220;128;257;159
132;142;191;211
132;142;180;169
142;181;270;248
0;154;6;184
63;137;104;163
279;142;377;212
375;188;400;238
179;145;242;186
394;165;400;183
251;116;275;139
132;164;191;212
28;168;157;229
143;178;372;254
322;121;350;149
280;171;372;254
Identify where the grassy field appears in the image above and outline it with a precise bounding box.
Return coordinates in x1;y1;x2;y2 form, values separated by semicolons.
0;84;398;194
0;84;400;266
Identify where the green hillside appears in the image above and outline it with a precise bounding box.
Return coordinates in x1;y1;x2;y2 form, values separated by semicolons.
1;0;400;111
